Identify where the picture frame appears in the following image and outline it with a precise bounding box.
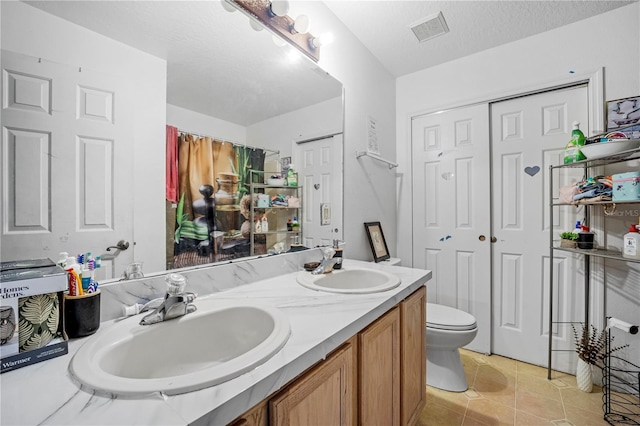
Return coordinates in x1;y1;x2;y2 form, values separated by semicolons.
364;221;390;262
606;95;640;131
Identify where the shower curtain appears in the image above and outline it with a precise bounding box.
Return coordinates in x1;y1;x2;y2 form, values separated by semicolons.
172;132;265;268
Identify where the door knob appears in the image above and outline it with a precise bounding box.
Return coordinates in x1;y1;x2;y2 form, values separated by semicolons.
491;236;497;243
106;240;130;251
479;235;486;241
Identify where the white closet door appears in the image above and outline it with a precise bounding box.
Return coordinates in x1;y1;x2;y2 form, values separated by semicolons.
412;103;491;353
1;50;134;279
490;85;588;370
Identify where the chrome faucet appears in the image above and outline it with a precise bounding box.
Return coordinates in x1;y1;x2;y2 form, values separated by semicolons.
311;247;339;275
311;257;340;275
139;273;197;326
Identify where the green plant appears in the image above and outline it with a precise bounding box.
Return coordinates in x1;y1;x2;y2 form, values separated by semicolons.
571;323;628;366
560;231;579;241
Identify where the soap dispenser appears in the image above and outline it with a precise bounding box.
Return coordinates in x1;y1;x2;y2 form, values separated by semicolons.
332;239;343;270
261;213;269;233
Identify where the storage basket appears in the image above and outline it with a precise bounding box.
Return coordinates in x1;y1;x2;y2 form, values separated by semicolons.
602;336;640;424
612;172;640;202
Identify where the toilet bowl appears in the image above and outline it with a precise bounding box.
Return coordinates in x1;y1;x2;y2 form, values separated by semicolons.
426;303;478;392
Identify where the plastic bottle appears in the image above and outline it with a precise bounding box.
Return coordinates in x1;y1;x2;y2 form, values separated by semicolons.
287;164;298;187
563;121;586;164
623;224;640;259
261;213;269;232
291;215;300;232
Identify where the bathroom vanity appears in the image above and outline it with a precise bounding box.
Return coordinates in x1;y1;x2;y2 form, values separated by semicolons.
0;257;430;425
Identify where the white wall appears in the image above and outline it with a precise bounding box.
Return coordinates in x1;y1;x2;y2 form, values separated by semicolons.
290;2;397;261
166;104;247;144
396;3;640;266
247;96;343;157
1;1;167;274
396;3;640;358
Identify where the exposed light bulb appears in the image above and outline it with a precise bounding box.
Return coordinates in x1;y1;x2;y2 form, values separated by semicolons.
293;15;310;33
249;19;264;31
269;0;290;17
221;1;236;13
309;32;333;49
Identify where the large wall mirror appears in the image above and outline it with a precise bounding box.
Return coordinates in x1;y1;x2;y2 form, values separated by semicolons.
0;1;343;282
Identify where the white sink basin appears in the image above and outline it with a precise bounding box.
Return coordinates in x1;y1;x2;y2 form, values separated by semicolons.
296;268;400;294
69;299;290;396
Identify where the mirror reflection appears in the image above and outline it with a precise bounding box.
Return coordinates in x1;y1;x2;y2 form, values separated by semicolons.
0;1;343;282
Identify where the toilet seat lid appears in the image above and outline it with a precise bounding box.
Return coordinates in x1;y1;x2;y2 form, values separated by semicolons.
426;303;477;331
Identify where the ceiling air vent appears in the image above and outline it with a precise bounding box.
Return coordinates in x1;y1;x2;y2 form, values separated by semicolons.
409;11;449;43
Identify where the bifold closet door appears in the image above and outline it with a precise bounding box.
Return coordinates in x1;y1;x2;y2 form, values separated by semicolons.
411;103;491;354
490;85;588;371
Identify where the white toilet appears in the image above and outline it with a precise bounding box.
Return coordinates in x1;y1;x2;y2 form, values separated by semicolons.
426;303;478;392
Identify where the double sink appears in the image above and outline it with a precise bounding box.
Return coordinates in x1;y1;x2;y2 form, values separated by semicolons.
70;267;400;396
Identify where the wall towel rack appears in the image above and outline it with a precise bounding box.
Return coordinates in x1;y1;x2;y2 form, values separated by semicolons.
356;151;398;169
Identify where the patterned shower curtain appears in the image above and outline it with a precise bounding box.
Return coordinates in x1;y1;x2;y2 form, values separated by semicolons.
172;133;265;268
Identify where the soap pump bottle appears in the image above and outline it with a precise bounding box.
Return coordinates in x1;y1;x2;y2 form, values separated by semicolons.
564;121;586;164
261;213;269;232
332;239;343;270
623;224;640;259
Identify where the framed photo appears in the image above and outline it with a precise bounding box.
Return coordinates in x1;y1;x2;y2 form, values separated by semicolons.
364;221;390;262
606;95;640;131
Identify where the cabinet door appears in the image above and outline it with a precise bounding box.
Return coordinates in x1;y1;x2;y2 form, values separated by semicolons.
270;337;357;426
358;306;401;426
229;400;268;426
401;287;426;426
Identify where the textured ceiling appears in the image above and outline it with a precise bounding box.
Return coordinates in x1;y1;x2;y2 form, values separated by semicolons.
23;0;637;125
325;0;637;77
24;1;342;126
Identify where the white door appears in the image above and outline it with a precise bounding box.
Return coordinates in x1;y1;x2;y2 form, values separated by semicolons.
411;104;492;353
0;50;134;280
491;85;588;370
294;134;343;248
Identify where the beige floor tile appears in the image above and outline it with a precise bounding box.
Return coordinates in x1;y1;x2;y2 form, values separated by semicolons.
560;387;605;415
427;386;469;415
465;398;516;425
515;409;553;425
417;400;465;426
516;361;549;379
564;403;610;426
516;372;562;400
485;354;518;372
516;389;565;421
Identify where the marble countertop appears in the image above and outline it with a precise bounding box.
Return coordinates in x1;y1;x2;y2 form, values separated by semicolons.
0;259;431;425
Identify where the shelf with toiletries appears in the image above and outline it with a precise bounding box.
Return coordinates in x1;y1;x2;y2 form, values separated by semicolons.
547;149;640;380
249;170;303;256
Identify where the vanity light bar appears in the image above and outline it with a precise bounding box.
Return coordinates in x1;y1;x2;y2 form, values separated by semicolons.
228;0;320;62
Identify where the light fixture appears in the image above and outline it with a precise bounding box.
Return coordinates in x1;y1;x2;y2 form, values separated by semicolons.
221;0;236;13
292;15;310;34
249;19;264;31
309;32;334;50
227;0;324;62
269;0;289;17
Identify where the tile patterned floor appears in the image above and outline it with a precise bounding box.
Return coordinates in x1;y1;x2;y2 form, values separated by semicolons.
417;349;612;426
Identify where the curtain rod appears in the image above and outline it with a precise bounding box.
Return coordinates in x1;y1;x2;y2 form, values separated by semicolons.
176;128;280;155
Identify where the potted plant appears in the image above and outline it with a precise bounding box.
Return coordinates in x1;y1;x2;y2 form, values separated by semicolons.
571;323;627;392
560;231;579;248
